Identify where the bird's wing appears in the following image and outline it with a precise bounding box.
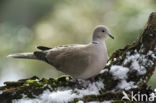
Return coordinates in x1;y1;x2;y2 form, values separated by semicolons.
36;44;77;51
35;44;81;62
37;46;52;50
45;44;93;75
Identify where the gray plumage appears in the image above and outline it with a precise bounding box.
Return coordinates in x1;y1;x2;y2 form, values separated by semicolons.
7;25;114;79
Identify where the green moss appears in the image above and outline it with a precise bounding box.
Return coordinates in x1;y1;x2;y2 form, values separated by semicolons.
26;80;37;84
73;98;79;102
23;83;29;87
112;100;136;103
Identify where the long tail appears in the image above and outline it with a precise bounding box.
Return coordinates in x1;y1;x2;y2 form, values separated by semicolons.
7;52;37;59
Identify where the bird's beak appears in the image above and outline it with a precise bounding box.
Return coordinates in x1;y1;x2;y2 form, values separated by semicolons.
108;33;114;39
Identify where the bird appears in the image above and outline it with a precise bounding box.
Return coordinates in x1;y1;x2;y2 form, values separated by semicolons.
7;25;114;79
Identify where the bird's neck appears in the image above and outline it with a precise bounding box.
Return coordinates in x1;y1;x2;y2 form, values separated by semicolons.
92;38;105;44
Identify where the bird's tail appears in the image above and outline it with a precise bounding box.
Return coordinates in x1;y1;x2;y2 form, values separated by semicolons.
7;52;37;60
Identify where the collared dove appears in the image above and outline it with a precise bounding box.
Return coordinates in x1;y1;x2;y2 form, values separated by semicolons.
7;25;114;79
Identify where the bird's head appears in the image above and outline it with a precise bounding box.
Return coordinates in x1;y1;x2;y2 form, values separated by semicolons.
92;25;114;42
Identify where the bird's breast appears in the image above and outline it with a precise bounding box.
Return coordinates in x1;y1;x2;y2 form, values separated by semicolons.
78;44;108;79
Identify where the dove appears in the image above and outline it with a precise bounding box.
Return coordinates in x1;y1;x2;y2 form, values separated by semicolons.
7;25;114;79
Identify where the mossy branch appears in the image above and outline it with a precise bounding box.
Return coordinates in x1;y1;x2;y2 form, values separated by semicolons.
0;12;156;103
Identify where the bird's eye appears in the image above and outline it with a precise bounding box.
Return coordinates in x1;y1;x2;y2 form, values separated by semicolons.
102;30;105;32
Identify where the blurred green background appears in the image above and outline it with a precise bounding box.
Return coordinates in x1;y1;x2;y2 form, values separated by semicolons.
0;0;156;88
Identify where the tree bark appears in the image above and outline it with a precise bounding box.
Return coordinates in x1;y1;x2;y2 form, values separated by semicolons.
0;12;156;103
